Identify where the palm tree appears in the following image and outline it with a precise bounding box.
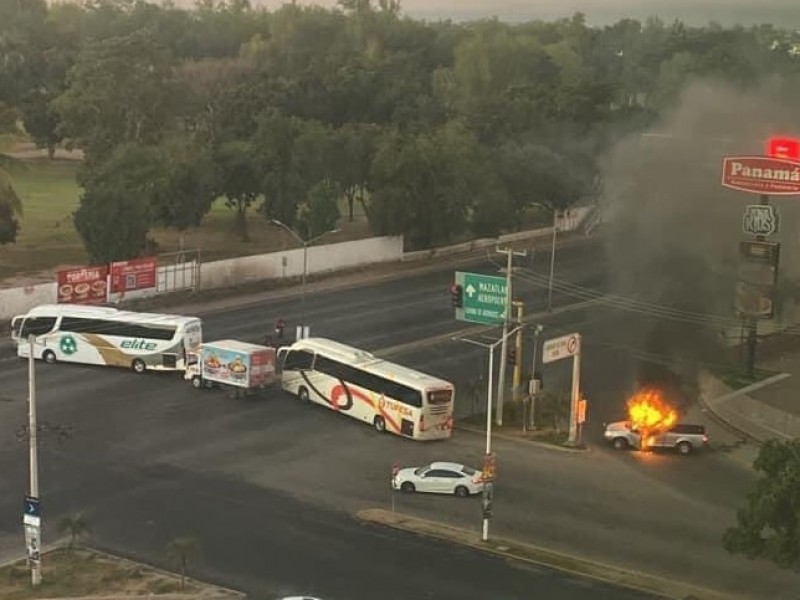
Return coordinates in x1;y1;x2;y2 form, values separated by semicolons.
165;536;201;590
57;512;91;551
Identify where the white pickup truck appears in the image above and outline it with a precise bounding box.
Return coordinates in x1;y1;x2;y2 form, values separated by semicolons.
604;421;708;455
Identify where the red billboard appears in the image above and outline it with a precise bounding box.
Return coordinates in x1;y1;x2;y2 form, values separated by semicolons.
721;156;800;195
57;265;109;305
109;256;157;294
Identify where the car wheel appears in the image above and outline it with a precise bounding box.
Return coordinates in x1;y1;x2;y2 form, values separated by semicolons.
677;441;692;456
132;359;146;374
400;482;415;493
191;376;203;389
613;437;628;451
373;415;386;433
298;387;310;403
454;485;469;498
42;350;56;364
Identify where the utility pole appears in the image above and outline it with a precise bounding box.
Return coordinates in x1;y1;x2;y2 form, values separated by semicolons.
27;335;42;586
527;325;543;432
495;246;526;426
512;302;524;403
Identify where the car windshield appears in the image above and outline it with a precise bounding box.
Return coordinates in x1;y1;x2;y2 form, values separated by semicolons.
413;466;428;476
461;466;477;475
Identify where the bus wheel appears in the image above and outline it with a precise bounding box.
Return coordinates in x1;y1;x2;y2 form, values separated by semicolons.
42;350;56;364
132;359;146;374
373;416;386;433
298;387;310;403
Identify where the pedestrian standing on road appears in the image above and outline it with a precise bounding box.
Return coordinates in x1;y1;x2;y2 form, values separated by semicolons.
275;318;285;340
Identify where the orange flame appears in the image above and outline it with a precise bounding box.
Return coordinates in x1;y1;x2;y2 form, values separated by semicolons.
626;388;678;449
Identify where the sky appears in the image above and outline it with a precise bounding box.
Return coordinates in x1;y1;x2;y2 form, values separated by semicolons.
246;0;800;27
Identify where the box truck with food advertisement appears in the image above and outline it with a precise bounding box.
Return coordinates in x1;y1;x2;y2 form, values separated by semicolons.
185;340;276;393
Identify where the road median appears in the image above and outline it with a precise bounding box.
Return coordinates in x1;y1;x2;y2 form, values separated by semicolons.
356;508;745;600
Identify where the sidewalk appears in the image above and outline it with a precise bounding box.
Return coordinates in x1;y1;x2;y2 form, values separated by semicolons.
698;345;800;466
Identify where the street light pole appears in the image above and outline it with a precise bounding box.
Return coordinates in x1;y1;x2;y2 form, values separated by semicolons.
271;220;340;332
301;241;308;327
27;335;41;586
455;323;524;542
547;209;558;312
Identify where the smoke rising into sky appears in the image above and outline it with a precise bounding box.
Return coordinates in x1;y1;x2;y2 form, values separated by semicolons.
600;78;800;389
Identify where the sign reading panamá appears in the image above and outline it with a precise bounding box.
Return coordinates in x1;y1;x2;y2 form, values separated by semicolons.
721;156;800;195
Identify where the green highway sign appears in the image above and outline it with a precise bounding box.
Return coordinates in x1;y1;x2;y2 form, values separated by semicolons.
455;271;508;325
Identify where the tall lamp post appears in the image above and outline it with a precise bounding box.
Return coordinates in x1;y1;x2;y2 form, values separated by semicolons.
455;324;525;542
530;203;561;312
271;220;340;328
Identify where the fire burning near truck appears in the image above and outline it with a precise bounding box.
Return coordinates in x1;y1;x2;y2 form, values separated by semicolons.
626;388;678;450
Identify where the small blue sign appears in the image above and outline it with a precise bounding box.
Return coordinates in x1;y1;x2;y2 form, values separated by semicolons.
24;496;40;518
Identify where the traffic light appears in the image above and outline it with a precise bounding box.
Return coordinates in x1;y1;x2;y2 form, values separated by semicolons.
450;284;463;308
507;347;516;366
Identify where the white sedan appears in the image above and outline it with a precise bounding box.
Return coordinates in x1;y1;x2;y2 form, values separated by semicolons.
391;461;484;497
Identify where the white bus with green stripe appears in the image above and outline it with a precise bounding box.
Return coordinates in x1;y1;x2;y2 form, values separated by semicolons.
10;304;202;373
278;338;455;440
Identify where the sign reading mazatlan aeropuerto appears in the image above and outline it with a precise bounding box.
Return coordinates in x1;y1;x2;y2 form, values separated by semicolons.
721;156;800;195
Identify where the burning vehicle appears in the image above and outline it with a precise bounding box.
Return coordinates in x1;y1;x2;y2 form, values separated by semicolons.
603;388;708;455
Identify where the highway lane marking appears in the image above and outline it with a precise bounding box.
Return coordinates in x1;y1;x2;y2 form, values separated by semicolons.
375;295;611;359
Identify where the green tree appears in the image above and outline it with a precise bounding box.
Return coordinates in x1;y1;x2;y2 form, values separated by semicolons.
296;178;341;240
724;439;800;569
331;122;381;221
0;122;24;245
214;139;261;241
369;122;487;249
165;536;202;590
74;143;164;263
150;139;217;230
53;30;177;161
57;512;91;552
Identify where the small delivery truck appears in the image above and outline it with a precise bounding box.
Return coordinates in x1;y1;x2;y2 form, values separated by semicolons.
185;339;276;395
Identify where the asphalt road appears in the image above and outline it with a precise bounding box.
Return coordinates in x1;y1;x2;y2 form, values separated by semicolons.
1;240;798;599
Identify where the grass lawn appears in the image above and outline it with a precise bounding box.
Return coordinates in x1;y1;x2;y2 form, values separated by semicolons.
0;547;227;599
0;158;372;282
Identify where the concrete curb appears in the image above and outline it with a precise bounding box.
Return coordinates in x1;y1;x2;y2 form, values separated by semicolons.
455;423;591;453
355;509;743;600
698;370;792;444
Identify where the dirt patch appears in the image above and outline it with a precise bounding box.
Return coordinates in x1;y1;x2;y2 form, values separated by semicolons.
0;547;241;599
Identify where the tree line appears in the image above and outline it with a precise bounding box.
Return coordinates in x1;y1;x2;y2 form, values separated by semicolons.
0;0;799;260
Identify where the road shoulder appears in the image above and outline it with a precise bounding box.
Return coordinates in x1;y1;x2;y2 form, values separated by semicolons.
356;508;743;600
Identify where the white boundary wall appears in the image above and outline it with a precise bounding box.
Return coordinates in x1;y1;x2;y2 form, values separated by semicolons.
0;207;593;321
0;236;403;321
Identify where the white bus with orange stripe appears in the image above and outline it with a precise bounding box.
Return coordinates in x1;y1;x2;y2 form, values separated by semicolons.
277;338;454;440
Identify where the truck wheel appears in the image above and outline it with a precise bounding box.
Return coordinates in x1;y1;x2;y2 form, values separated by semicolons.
132;359;146;374
613;437;629;451
191;376;203;389
42;350;56;364
677;441;692;456
298;387;310;403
